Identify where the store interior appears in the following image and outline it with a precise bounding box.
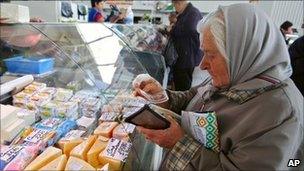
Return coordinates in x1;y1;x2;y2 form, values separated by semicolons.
0;0;303;171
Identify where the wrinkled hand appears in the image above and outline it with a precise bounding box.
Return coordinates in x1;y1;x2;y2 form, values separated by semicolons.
137;116;184;149
132;74;164;98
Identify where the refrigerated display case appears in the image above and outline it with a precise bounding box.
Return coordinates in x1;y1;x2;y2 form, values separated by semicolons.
0;23;164;170
106;24;169;85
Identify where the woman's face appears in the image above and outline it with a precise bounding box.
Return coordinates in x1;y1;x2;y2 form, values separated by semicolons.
200;28;230;88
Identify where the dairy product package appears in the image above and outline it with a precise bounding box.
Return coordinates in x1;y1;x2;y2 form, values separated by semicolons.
53;88;73;102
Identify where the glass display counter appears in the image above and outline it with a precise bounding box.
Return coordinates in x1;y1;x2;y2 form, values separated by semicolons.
106;23;169;86
0;23;163;170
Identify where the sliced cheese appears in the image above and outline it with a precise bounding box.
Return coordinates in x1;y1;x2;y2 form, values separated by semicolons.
39;154;67;171
87;136;109;167
98;151;122;171
58;138;84;157
65;156;95;171
25;146;62;171
1;119;25;143
94;122;118;138
70;135;97;161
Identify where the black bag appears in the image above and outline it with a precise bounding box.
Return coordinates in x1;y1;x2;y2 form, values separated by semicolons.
78;4;87;20
61;2;73;18
163;37;178;67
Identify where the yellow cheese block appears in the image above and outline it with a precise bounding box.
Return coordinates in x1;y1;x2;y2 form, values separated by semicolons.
87;136;109;167
65;156;95;171
94;122;118;138
70;135;97;161
25;146;62;170
97;163;109;171
58;138;84;157
98;150;122;171
39;154;67;171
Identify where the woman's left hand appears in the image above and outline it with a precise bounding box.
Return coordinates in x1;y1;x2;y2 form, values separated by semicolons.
137;116;184;149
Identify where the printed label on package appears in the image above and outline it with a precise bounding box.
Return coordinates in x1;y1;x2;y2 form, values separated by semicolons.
24;129;49;144
61;130;85;141
102;138;132;162
40;118;62;128
0;146;24;163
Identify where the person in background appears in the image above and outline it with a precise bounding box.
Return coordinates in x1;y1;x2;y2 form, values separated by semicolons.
123;5;134;25
105;2;125;24
88;0;106;23
280;20;293;45
170;0;202;91
289;35;304;95
133;3;303;170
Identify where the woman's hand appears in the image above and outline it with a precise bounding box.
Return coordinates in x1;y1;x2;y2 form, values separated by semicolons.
132;74;163;97
132;74;170;107
137;116;184;149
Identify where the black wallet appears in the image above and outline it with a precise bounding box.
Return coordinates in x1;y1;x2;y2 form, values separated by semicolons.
124;104;170;130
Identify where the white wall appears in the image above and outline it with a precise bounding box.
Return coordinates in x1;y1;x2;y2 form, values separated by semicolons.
255;0;304;36
190;1;249;12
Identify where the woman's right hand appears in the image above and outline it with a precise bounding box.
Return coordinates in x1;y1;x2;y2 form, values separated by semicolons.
132;74;163;97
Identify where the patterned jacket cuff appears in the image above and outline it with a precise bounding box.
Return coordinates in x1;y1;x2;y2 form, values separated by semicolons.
165;135;201;170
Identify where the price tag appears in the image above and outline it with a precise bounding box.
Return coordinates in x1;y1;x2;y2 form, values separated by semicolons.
102;138;132;162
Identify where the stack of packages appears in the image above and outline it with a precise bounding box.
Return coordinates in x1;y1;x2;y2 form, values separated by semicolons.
1;81;148;171
0;104;36;144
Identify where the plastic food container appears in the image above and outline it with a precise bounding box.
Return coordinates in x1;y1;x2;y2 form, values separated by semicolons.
4;56;54;74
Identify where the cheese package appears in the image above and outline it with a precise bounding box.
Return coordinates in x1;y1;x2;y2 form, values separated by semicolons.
25;146;62;170
10;127;34;145
40;87;57;97
57;130;86;156
81;97;103;118
24;82;46;92
54;88;73;102
12;98;27;108
99;138;131;170
53;119;78;144
76;116;95;132
22;128;51;145
13;91;33;101
34;118;63;130
70;135;97;161
39;101;57;118
16;109;36;126
30;92;52;105
4;142;42;171
87;136;109;167
65;156;95;171
39;154;67;171
98;153;122;171
97;163;110;171
99;112;119;123
60;138;83;157
57;101;78;119
94;122;119;138
0;104;19;130
0;145;24;170
1;119;25;143
112;123;135;141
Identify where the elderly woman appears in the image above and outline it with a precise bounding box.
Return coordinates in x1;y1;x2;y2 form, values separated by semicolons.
133;3;303;170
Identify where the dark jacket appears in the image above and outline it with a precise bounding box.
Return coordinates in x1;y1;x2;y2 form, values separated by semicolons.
288;36;304;95
171;3;202;69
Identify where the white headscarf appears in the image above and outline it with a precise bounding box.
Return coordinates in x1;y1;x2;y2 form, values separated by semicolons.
220;3;292;90
187;3;292;110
